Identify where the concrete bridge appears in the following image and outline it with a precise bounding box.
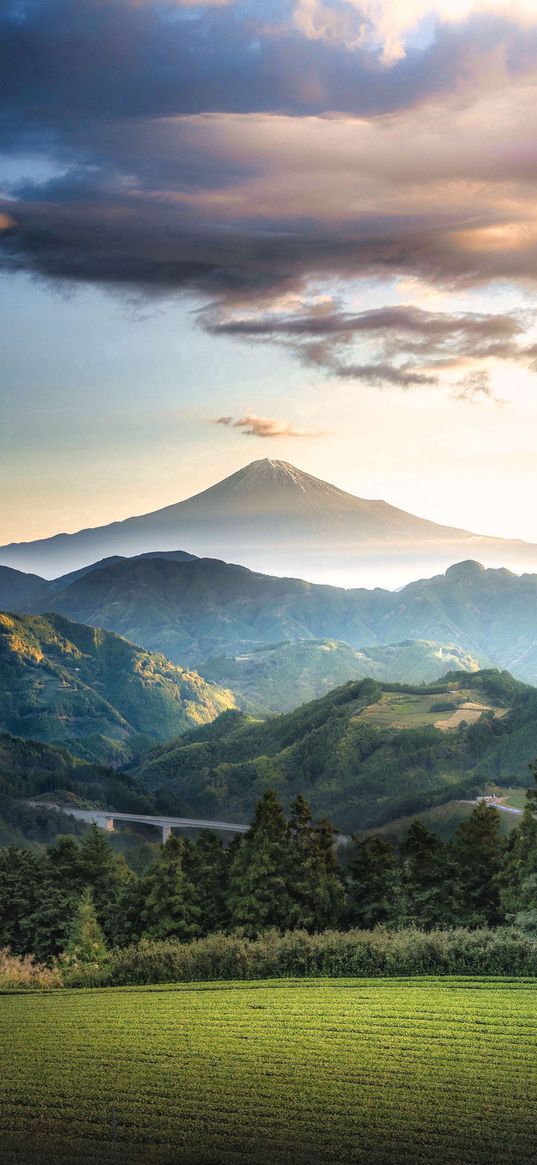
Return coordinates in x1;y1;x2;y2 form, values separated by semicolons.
31;803;250;841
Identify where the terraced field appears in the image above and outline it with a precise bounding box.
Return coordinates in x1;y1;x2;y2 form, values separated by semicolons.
352;688;507;731
2;978;537;1164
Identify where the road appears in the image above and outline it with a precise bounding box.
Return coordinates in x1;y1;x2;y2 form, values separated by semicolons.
461;799;523;816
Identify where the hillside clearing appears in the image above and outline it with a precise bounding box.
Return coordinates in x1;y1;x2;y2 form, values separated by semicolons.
353;689;504;731
2;978;537;1164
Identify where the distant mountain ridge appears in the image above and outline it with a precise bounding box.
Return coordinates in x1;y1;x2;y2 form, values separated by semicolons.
3;552;537;686
199;639;482;713
2;459;537;586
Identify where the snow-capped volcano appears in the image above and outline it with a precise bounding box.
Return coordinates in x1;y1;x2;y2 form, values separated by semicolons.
1;459;537;587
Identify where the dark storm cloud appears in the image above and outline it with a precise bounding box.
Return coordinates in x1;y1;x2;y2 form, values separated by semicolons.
3;0;537;143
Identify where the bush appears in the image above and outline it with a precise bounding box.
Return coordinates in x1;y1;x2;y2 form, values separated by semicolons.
0;948;63;990
85;927;537;987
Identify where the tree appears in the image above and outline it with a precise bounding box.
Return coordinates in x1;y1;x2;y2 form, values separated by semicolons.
227;790;293;936
0;847;44;956
107;872;147;948
452;802;503;926
47;835;84;889
184;831;229;936
77;824;130;937
64;888;108;964
347;835;399;929
285;798;344;931
141;836;199;941
399;821;453;929
498;799;537;933
498;806;537;914
527;760;537;813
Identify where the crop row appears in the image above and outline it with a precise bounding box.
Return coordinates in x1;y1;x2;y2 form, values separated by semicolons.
2;978;537;1164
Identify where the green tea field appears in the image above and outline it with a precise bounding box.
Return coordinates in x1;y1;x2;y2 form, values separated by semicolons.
2;978;537;1165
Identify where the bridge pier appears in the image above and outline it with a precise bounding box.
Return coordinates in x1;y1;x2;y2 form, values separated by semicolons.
104;816;115;831
162;824;171;843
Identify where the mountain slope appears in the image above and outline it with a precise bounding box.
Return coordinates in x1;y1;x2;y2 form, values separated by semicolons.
0;565;50;610
135;670;537;831
2;459;537;586
8;555;537;685
0;732;157;847
199;639;482;713
0;612;235;765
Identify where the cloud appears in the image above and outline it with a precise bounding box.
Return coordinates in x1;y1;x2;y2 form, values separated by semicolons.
214;413;325;436
5;79;537;304
205;302;534;393
134;0;233;5
293;0;537;63
3;1;537;394
2;1;537;134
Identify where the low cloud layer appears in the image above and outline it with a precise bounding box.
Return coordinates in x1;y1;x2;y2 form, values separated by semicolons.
215;413;324;437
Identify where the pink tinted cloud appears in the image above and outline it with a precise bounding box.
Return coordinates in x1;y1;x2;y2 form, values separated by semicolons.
214;413;326;437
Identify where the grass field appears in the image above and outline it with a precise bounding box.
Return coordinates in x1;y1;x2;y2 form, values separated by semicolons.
354;689;504;731
374;798;522;841
2;978;537;1165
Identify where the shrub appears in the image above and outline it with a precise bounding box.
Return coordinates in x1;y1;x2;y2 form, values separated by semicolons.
0;948;63;990
95;926;537;987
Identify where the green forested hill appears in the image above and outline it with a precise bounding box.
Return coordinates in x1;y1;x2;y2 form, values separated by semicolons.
199;639;481;713
135;670;537;831
0;612;235;765
0;732;156;846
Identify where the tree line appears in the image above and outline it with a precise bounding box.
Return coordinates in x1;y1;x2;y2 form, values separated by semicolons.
1;774;537;964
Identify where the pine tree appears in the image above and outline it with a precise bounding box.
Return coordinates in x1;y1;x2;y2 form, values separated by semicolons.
141;835;199;941
347;835;399;929
285;798;344;931
47;835;84;889
285;795;319;930
399;821;453;929
227;790;293;936
65;888;108;964
527;760;537;813
498;803;537;933
76;824;129;937
184;831;229;936
0;847;44;956
452;802;503;926
106;861;143;947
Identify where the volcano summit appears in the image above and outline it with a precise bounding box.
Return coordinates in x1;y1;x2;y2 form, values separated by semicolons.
3;459;537;587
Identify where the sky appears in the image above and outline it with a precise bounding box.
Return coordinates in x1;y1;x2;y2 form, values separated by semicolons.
2;0;537;545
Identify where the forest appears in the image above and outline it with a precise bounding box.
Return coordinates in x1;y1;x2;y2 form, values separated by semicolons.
2;768;536;980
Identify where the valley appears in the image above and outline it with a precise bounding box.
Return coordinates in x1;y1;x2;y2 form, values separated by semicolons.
2;551;537;845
